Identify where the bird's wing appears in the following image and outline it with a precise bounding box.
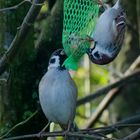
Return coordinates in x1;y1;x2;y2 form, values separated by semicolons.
112;10;126;46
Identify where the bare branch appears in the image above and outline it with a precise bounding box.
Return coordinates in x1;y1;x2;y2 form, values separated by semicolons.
2;113;140;140
83;88;121;128
77;68;140;106
79;114;140;135
125;56;140;75
2;131;112;140
0;0;31;12
0;110;38;139
0;0;45;75
93;114;140;135
0;0;44;13
83;56;140;128
120;128;140;140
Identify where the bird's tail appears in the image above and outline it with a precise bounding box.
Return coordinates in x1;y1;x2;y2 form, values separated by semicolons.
113;0;121;9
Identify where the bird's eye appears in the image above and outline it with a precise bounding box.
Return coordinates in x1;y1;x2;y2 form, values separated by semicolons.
50;58;56;64
94;51;100;59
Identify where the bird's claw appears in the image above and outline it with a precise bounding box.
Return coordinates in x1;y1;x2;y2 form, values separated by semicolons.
64;129;69;140
37;122;50;139
37;131;45;139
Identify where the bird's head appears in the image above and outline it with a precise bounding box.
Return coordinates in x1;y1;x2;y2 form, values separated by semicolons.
87;41;120;65
48;49;67;70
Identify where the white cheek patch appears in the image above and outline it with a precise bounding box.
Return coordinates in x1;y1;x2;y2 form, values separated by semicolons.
92;45;113;59
48;56;60;69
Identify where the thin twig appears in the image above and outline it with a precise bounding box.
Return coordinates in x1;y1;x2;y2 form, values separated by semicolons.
3;131;112;140
0;0;44;13
120;128;140;140
124;56;140;75
2;114;140;140
83;56;140;128
93;114;140;135
83;88;121;128
0;0;30;12
0;110;38;139
0;0;45;75
81;123;140;135
3;123;140;140
77;68;140;106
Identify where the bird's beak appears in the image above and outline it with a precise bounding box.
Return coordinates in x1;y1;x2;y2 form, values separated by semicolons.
86;41;96;54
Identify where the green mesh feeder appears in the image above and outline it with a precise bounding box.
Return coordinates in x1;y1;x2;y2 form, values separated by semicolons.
62;0;99;70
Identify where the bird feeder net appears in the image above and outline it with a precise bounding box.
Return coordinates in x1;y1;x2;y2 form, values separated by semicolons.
62;0;99;70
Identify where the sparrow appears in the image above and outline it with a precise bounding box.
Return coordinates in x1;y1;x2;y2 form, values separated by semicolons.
39;49;78;139
87;0;126;64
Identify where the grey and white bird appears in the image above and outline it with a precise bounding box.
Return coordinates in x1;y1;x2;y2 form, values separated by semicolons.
39;49;78;139
87;0;126;64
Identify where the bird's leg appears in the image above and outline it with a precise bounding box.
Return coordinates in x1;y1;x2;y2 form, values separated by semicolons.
38;121;51;138
64;121;72;140
41;122;51;132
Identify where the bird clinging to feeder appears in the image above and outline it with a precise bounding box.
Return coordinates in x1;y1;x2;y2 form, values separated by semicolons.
87;0;126;64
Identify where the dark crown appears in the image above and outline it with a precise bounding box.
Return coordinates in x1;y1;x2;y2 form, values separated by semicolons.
49;49;67;70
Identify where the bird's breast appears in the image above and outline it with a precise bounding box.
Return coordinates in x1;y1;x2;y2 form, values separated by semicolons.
39;69;77;125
